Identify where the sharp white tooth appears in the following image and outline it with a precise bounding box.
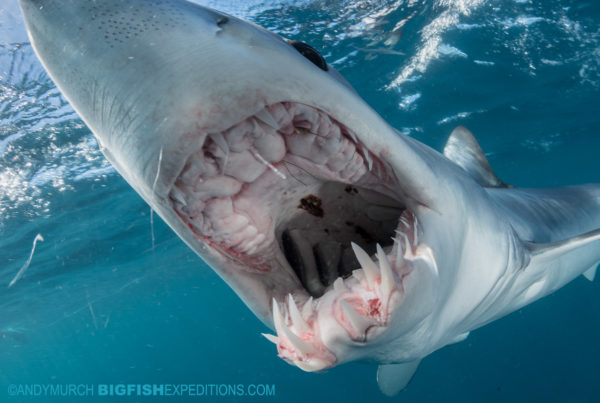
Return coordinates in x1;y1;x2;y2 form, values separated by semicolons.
288;294;310;334
395;230;413;258
351;242;378;287
301;297;314;319
273;298;315;356
209;132;229;155
283;325;316;356
363;148;373;171
376;244;395;300
262;333;279;345
272;298;286;336
346;129;358;144
189;217;204;233
399;216;409;228
333;277;346;292
339;300;374;335
170;186;187;206
392;237;404;265
255;108;281;130
413;215;419;246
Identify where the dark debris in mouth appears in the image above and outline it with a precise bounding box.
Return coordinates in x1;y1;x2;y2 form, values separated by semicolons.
298;194;324;217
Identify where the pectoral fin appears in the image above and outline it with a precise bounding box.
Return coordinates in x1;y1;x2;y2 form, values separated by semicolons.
450;331;470;344
526;227;600;259
525;228;600;284
376;360;421;396
583;264;598;282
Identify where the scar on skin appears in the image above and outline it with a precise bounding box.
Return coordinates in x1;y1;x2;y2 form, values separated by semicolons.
298;194;324;217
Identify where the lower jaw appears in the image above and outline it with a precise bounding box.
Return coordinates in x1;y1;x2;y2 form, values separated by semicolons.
167;101;425;370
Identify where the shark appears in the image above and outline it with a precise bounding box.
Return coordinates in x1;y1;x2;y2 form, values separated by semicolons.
19;0;600;395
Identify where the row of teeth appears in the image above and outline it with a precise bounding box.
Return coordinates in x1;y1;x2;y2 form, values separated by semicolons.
262;221;436;372
170;103;375;256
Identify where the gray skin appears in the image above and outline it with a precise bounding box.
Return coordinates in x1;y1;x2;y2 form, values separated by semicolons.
19;0;600;394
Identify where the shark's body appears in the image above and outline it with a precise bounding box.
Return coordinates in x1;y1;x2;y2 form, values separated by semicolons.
19;0;600;395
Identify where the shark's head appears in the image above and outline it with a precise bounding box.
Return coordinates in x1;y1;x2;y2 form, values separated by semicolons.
20;0;493;371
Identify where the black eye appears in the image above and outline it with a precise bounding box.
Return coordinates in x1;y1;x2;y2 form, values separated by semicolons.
216;16;228;27
288;40;328;71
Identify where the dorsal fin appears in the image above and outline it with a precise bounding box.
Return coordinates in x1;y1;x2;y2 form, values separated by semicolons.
443;126;511;188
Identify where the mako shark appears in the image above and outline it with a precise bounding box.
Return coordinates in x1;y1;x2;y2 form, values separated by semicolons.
20;0;600;395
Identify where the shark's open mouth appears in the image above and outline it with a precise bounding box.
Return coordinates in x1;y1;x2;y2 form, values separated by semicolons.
169;102;437;370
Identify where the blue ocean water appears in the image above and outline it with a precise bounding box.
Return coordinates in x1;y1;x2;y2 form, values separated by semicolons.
1;0;599;401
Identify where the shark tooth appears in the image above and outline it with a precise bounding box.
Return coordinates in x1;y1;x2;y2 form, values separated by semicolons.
351;242;378;288
376;243;395;301
346;129;358;144
255;108;280;130
399;215;410;229
363;148;373;171
339;300;374;337
272;298;287;336
170;186;187;206
301;297;314;319
333;277;346;292
283;326;316;356
392;236;406;267
262;333;279;345
412;214;419;247
209;132;229;155
288;294;310;334
394;230;414;259
272;298;315;356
